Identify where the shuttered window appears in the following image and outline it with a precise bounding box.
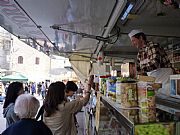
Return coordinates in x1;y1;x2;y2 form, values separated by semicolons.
35;57;40;65
18;56;23;64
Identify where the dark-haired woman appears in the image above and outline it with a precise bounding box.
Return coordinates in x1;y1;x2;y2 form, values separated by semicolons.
43;81;92;135
3;82;24;128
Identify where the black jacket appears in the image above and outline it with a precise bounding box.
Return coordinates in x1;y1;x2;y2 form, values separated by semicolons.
1;118;52;135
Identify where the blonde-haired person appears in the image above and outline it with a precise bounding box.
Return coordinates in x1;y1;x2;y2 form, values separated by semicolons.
1;94;52;135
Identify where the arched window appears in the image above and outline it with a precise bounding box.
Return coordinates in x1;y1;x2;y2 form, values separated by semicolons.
35;57;40;65
18;56;23;64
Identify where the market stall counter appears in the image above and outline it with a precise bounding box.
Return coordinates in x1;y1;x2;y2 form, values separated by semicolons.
156;94;180;110
95;96;180;135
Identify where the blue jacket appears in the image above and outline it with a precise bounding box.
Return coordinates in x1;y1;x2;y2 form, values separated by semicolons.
3;103;20;128
1;118;52;135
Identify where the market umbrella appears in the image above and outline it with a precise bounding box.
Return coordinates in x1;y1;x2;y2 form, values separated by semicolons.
0;73;28;81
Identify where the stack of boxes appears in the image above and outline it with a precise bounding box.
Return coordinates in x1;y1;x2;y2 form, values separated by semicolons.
115;76;161;123
137;82;156;123
98;75;162;124
116;81;137;108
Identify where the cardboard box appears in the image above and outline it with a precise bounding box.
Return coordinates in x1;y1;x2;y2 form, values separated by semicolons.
137;82;156;108
151;83;162;91
116;82;138;108
138;108;156;123
137;75;156;82
121;108;139;124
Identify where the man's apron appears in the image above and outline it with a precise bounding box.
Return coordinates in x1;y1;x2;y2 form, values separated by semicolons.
147;68;173;96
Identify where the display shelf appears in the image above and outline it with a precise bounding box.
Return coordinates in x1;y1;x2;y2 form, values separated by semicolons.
171;61;180;64
100;96;134;133
156;94;180;110
156;104;180;117
98;95;180;135
166;48;180;54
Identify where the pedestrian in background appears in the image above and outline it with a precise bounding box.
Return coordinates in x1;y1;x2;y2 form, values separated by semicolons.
77;81;84;95
37;82;42;96
3;82;24;128
24;83;29;94
1;94;52;135
41;81;46;99
31;82;36;96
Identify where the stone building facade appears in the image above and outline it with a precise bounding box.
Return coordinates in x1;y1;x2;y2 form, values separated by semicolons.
0;27;78;82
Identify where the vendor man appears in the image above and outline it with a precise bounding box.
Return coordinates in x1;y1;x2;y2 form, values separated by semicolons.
128;29;174;95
